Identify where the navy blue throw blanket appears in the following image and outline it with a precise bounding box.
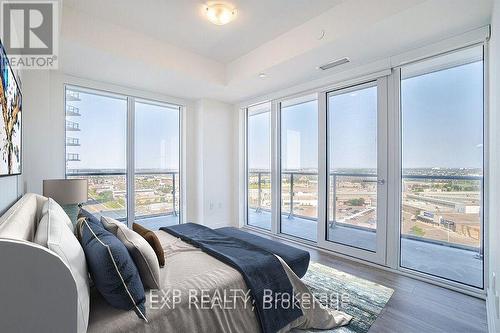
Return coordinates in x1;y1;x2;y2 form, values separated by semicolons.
160;223;303;333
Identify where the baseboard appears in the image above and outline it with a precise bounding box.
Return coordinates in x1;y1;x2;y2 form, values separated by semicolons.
203;221;234;229
487;288;499;333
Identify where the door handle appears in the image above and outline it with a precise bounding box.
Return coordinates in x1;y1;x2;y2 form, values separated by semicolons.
377;179;385;185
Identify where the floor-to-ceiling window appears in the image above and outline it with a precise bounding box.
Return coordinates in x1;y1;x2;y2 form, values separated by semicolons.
279;95;318;241
242;41;486;292
134;99;181;229
65;87;128;221
400;46;484;288
65;86;182;229
246;102;272;230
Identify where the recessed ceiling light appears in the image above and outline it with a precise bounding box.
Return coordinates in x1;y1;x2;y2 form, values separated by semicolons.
205;3;237;25
258;73;267;78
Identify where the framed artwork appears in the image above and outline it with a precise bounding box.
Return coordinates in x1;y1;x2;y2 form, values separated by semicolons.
0;39;22;176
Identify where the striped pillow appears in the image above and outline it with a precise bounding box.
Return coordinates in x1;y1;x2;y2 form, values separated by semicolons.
101;216;160;290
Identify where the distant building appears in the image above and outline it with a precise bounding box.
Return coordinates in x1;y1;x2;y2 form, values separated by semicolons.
454;204;480;214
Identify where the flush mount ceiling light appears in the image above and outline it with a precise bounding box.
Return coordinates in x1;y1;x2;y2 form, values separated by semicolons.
205;3;237;25
258;73;267;78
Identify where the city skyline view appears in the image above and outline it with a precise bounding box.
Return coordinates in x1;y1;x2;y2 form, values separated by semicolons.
65;88;181;224
247;49;484;288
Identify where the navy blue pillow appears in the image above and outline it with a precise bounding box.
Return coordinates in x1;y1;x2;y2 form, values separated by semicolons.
77;208;101;226
78;210;147;320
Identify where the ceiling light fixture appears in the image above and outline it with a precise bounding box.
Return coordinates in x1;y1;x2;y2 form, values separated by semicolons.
205;3;237;25
258;73;267;78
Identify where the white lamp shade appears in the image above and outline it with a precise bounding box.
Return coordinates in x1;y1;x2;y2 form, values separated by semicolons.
43;179;88;205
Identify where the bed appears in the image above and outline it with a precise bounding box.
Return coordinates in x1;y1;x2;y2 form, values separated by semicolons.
0;193;351;333
88;231;351;332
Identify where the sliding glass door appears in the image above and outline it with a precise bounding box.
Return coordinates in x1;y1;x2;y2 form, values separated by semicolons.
134;99;181;229
279;95;318;242
400;46;484;288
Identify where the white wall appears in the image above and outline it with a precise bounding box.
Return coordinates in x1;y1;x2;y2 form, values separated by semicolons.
0;176;21;214
489;0;500;331
22;71;62;195
190;99;237;228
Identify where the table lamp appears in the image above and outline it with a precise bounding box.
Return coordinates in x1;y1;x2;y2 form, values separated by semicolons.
43;179;88;225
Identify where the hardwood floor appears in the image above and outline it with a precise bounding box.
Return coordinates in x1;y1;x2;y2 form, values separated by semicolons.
245;229;488;333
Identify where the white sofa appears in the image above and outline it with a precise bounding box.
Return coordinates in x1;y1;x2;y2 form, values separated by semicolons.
0;193;78;333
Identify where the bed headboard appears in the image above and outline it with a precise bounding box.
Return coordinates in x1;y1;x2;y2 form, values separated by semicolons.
0;192;46;241
0;193;78;333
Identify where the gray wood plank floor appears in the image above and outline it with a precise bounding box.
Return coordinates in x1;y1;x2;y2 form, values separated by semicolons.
246;230;488;333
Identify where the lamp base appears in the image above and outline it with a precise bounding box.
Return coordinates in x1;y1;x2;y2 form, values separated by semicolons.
62;204;80;227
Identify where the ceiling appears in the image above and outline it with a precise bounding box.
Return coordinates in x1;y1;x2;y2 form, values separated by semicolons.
63;0;343;63
60;0;493;104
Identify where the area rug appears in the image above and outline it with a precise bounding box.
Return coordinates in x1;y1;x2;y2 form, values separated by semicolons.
298;262;394;333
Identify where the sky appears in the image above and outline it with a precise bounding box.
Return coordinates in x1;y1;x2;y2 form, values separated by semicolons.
329;85;377;170
66;92;180;171
248;60;483;171
135;102;179;170
401;61;483;169
247;110;271;170
281;100;318;170
247;100;320;171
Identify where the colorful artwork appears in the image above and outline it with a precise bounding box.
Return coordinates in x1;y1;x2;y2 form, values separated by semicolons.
0;41;22;176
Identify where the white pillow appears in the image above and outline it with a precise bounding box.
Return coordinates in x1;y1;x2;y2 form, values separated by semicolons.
41;198;74;233
35;198;90;333
101;216;161;289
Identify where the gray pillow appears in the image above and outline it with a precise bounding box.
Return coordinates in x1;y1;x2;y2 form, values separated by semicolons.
34;198;90;333
101;216;160;289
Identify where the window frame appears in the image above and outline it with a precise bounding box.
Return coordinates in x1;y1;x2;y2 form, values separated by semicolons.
133;98;182;225
319;79;388;265
245;102;273;231
64;85;129;221
64;83;185;228
395;44;486;290
240;38;489;296
277;94;320;243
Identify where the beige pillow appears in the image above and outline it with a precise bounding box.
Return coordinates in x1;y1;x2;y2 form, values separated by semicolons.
34;198;90;333
41;198;74;233
101;216;160;289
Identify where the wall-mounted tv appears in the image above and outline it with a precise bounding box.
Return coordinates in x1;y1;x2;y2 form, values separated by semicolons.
0;39;22;176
